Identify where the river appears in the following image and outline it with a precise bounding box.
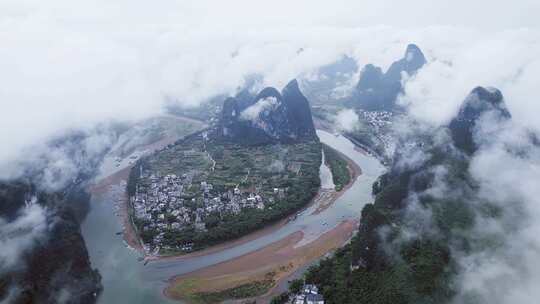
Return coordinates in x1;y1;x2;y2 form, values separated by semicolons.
81;129;385;303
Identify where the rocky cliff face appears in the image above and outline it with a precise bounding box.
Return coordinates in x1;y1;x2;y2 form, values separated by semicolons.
353;44;426;111
218;79;318;145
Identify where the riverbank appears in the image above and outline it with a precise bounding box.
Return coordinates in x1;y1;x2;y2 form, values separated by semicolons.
104;168;352;263
89;166;146;254
164;220;358;303
148;148;358;262
164;150;362;262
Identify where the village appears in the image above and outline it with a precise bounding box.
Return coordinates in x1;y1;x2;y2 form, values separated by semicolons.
130;169;287;253
292;284;325;304
349;109;396;163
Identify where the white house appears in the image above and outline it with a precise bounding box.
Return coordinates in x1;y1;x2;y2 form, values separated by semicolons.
306;294;324;304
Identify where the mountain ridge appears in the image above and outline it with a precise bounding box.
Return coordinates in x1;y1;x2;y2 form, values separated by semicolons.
217;79;318;145
352;44;427;111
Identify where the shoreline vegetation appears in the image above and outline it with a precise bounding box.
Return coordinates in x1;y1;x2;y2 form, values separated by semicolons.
322;143;354;191
312;147;360;216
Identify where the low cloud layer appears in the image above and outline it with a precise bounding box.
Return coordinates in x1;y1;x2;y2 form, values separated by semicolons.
400;30;540;131
0;203;49;271
1;126;117;191
2;0;540;176
387;98;540;304
334;109;360;132
452;122;540;304
240;97;280;122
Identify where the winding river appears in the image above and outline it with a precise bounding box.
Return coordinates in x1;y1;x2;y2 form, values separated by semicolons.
81;129;385;303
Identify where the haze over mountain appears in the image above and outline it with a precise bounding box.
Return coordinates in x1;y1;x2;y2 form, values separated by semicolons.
218;79;317;145
301;55;359;104
449;87;511;154
302;85;536;304
352;44;427;111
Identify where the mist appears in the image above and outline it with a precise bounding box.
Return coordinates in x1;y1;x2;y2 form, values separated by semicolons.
451;120;540;304
2;0;540;175
0;204;49;272
334;109;360;132
384;87;540;304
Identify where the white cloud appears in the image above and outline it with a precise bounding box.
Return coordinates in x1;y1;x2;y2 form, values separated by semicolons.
240;97;280;122
0;204;49;271
1;126;117;190
400;29;540;131
334;109;359;132
450;120;540;304
1;0;539;172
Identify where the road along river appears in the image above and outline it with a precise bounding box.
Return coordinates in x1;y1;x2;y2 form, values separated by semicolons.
81;129;385;303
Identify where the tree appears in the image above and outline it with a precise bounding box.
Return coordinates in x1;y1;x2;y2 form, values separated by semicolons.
289;279;304;294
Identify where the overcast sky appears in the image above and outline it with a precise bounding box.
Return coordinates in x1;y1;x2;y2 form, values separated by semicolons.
1;0;539;167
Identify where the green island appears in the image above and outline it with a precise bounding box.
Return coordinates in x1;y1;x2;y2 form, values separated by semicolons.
322;143;351;191
174;274;276;304
127;131;321;254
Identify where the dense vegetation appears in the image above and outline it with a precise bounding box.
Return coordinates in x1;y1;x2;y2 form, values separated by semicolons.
185;279;273;304
281;148;461;303
276;88;511;303
322;143;351;191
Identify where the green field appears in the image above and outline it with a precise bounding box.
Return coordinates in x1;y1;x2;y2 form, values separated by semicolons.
322;143;351;191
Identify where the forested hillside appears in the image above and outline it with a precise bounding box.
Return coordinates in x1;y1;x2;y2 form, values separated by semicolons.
277;87;515;303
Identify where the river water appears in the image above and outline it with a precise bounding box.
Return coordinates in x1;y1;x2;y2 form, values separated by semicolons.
81;130;385;304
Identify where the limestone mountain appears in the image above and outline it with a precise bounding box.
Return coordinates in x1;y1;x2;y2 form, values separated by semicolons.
353;44;427;111
218;79;317;145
